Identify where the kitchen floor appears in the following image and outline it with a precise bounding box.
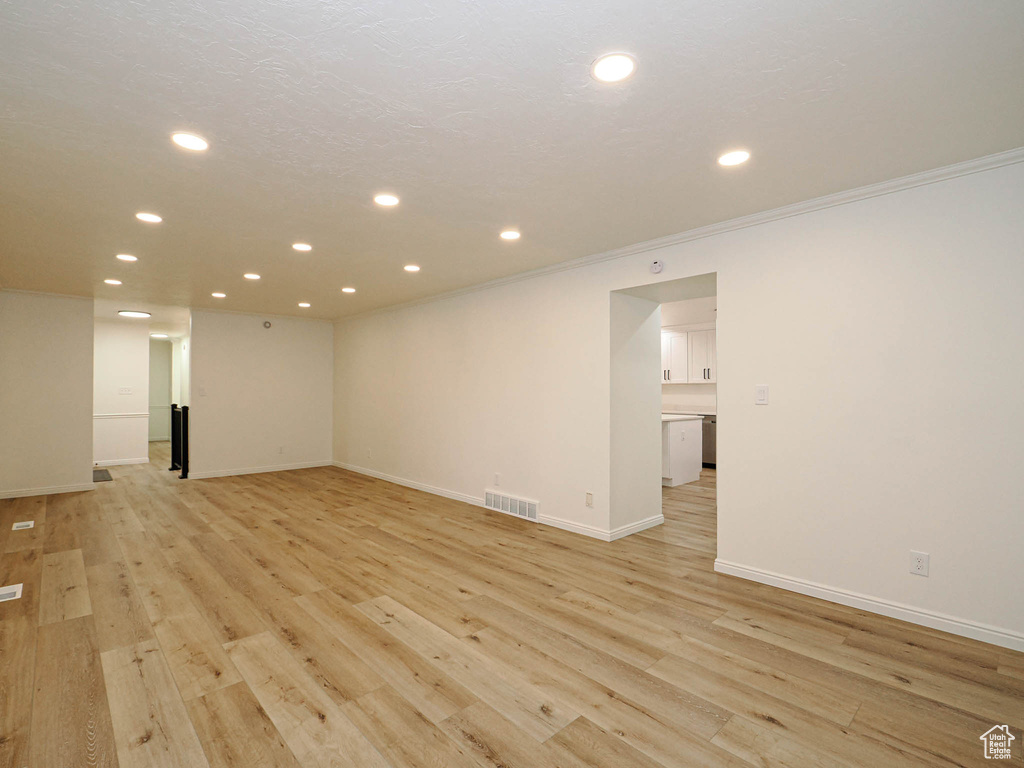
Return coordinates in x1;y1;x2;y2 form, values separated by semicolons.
2;453;1021;767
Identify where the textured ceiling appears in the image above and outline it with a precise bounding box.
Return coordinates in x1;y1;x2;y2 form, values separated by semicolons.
2;0;1023;319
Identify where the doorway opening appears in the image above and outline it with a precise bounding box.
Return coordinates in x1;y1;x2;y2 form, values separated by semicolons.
92;300;190;473
610;272;717;555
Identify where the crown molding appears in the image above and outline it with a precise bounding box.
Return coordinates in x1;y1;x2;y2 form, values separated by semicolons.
338;146;1024;323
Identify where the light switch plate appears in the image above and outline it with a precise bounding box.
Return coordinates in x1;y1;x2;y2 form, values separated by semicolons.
755;385;769;405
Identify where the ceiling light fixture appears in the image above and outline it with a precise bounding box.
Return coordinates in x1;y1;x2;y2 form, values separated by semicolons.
116;254;138;262
341;287;356;293
374;194;399;206
151;333;169;338
118;310;151;318
500;230;521;240
135;212;162;223
404;265;420;272
591;53;636;83
292;243;312;252
718;150;751;166
171;132;209;151
211;292;226;298
243;273;260;280
298;302;311;308
104;279;122;285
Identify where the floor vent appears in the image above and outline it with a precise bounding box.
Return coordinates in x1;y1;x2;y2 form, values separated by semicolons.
484;490;539;521
12;521;34;531
0;583;23;602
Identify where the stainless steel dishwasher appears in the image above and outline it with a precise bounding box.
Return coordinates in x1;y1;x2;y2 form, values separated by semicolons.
702;416;716;468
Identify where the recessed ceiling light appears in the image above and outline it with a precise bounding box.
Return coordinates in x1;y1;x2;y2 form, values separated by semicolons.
243;273;260;280
150;333;169;338
718;150;751;166
118;310;151;318
374;194;399;207
211;292;226;298
171;132;209;151
500;230;521;241
404;264;420;272
116;254;138;262
104;279;122;285
341;287;356;293
136;212;162;223
592;53;636;83
292;243;312;252
298;302;311;308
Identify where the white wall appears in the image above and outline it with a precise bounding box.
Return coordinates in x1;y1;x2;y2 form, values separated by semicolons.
189;310;333;478
333;156;1024;649
93;319;150;466
149;339;172;441
171;335;191;406
0;291;93;498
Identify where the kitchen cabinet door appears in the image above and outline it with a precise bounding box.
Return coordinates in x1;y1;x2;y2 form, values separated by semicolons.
667;332;688;383
660;332;671;382
688;329;717;383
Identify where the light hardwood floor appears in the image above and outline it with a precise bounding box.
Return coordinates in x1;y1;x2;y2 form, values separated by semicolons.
1;443;1022;767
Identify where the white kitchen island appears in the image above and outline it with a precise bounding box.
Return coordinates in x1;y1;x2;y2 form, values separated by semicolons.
662;414;703;487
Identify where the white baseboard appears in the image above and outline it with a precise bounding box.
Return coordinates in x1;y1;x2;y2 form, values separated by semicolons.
93;457;149;467
190;460;333;480
537;515;615;541
332;462;484;507
0;482;95;500
610;514;664;540
333;462;652;542
714;559;1024;653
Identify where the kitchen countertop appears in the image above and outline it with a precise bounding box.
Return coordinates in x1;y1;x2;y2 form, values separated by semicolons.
661;414;703;422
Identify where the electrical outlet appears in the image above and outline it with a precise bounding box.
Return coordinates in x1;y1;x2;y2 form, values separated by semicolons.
910;550;930;577
585;492;593;508
755;385;769;405
118;387;132;395
494;473;500;487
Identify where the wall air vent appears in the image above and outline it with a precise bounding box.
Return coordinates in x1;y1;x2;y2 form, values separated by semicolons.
12;521;34;530
484;490;539;522
0;583;24;602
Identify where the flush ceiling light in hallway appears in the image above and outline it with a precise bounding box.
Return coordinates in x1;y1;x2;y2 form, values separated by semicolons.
136;212;162;223
374;193;399;206
298;302;311;308
151;333;169;338
118;310;151;318
104;279;122;285
500;230;521;240
171;132;209;151
243;273;260;280
116;254;137;262
292;243;312;252
211;292;226;298
718;150;751;166
404;265;420;272
342;287;356;293
591;53;637;83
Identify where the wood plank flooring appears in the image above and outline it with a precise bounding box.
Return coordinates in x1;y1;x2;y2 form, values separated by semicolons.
1;442;1022;767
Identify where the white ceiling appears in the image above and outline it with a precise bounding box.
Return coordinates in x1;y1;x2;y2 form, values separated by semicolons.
2;1;1023;319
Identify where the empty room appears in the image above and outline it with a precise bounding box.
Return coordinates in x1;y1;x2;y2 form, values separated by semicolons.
2;2;1023;766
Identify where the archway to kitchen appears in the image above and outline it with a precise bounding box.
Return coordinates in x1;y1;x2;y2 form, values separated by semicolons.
609;272;717;557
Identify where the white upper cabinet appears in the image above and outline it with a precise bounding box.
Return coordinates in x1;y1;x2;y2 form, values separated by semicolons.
661;330;688;383
688;328;717;383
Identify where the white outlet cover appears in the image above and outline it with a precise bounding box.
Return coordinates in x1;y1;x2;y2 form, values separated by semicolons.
12;520;34;530
910;550;930;576
755;385;770;405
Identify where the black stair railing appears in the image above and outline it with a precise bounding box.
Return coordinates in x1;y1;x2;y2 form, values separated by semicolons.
169;404;189;479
